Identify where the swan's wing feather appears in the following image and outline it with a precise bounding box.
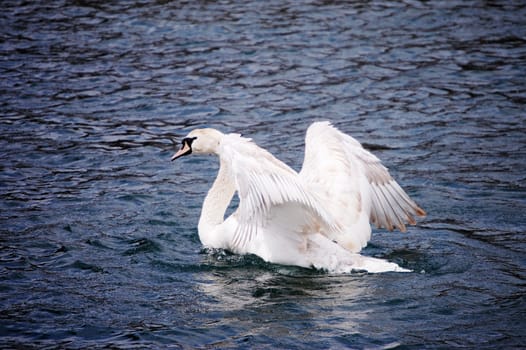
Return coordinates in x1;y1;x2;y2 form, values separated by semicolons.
341;132;426;231
300;121;425;251
220;133;335;249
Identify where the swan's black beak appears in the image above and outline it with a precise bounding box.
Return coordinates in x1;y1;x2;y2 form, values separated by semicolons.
171;137;195;161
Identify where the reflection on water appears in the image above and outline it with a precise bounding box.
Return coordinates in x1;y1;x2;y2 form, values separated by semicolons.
196;261;371;348
1;0;525;348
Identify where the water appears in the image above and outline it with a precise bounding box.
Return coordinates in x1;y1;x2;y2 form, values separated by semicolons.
1;0;525;348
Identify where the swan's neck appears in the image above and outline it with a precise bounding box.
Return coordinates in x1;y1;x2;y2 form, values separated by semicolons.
198;158;236;244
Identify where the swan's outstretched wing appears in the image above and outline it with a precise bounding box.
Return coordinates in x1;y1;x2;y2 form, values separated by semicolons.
219;133;337;250
300;121;425;252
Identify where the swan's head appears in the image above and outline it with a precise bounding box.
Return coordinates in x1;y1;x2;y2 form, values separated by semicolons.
171;128;224;161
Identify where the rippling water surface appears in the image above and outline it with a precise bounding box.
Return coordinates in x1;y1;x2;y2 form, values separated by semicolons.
1;1;525;348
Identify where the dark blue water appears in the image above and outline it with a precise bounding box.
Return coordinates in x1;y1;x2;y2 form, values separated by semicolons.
1;1;525;348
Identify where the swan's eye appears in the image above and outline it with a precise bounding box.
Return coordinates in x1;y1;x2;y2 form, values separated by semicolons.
171;136;197;161
182;136;197;147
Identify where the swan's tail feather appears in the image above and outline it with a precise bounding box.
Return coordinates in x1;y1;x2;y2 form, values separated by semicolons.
312;254;411;274
308;234;410;273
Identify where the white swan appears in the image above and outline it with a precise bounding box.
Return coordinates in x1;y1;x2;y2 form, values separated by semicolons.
171;121;425;273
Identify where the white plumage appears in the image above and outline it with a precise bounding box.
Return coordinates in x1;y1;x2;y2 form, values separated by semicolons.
172;121;425;273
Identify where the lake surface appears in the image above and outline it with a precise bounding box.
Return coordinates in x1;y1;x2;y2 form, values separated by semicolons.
1;0;525;348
